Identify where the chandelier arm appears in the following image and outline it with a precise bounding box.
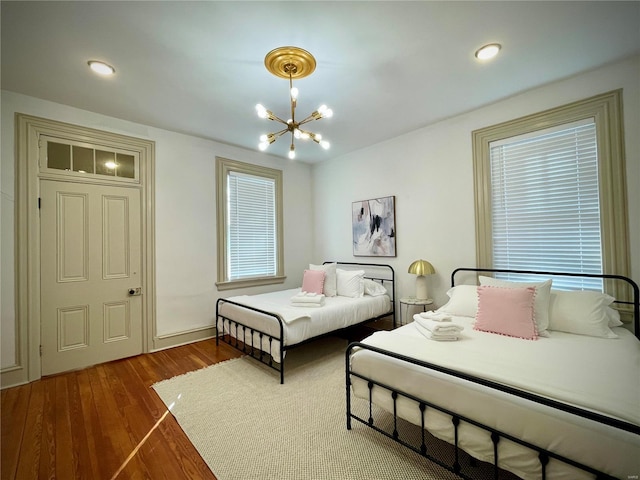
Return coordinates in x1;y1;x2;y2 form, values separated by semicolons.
260;127;289;145
289;134;296;160
298;115;319;126
267;113;289;125
296;127;315;138
302;129;321;144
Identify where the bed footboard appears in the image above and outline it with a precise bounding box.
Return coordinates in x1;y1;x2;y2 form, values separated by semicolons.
345;342;639;480
216;298;286;383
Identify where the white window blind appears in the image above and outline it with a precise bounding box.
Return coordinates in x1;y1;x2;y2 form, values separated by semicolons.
489;119;603;290
227;171;277;280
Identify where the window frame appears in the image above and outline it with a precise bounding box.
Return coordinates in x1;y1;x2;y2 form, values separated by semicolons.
215;157;285;290
472;90;631;307
39;135;140;183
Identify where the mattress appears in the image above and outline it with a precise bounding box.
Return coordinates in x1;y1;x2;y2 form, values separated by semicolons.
218;288;391;360
349;318;640;479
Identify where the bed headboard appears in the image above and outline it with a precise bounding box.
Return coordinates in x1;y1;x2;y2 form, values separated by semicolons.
324;261;396;326
324;261;395;300
451;267;640;340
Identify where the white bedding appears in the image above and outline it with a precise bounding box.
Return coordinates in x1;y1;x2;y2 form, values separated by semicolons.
350;318;640;479
219;288;391;360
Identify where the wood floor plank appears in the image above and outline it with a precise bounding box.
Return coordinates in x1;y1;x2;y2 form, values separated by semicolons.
139;349;176;382
13;382;44;480
0;339;236;480
127;357;171;420
126;353;157;386
194;339;239;365
54;376;75;480
84;365;123;477
39;377;57;480
0;384;31;480
74;369;102;479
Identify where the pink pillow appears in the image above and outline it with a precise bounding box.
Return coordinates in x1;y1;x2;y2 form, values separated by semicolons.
474;286;538;340
301;269;325;295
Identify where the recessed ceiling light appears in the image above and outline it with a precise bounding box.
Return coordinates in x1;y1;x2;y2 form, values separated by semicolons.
475;43;501;61
88;60;115;75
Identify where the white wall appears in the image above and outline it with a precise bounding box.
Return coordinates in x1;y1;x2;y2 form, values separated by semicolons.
312;55;640;309
3;55;638;378
1;91;314;372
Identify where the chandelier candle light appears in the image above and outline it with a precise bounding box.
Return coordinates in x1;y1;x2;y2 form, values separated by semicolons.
256;46;333;160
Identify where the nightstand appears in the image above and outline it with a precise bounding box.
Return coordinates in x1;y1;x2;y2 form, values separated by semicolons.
399;297;434;326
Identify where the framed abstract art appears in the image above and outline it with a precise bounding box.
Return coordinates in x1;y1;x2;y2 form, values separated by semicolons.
352;195;396;257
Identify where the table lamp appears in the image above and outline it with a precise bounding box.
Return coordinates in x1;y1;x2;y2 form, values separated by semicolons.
408;259;435;300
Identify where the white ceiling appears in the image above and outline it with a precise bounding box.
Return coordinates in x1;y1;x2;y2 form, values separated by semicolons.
2;1;639;164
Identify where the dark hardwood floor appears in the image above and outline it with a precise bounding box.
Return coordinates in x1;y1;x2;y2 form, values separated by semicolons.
1;339;241;480
1;319;389;480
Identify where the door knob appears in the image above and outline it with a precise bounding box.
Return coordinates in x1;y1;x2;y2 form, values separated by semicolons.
128;287;142;296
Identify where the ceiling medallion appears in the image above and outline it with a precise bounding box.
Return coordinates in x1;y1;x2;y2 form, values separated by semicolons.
256;46;332;160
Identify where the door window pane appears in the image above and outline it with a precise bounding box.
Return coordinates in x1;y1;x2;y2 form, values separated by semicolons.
47;142;71;170
96;150;116;176
72;146;94;174
116;153;135;179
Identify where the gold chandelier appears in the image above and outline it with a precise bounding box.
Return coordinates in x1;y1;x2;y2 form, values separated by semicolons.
256;46;333;160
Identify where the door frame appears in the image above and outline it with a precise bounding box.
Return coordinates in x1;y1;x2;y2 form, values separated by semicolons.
8;113;156;385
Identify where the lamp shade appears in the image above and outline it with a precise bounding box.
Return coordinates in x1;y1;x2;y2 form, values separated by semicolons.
408;260;435;276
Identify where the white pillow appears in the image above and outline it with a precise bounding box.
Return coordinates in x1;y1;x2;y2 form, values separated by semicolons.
548;290;619;338
606;306;623;327
436;285;478;318
309;263;337;297
363;278;388;297
336;269;365;298
479;276;552;337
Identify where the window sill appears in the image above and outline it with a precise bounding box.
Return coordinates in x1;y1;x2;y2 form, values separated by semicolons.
216;275;287;291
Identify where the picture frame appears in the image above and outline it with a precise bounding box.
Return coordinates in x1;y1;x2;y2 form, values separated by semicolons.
352;195;396;257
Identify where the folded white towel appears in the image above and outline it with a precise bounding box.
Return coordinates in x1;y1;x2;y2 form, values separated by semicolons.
290;292;325;304
414;315;464;334
290;302;324;308
290;291;325;307
419;311;452;322
415;322;460;341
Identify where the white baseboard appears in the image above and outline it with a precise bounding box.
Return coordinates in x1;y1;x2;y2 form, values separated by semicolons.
1;365;28;390
152;326;217;352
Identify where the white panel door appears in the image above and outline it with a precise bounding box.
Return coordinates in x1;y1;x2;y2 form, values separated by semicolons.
40;180;142;375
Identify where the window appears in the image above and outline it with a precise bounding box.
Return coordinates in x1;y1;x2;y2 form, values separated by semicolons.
472;90;631;304
489;119;602;290
216;157;285;290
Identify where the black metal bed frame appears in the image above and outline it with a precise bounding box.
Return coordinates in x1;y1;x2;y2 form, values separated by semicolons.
216;261;395;384
346;268;640;480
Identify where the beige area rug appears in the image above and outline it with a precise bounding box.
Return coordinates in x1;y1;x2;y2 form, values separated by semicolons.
152;337;460;480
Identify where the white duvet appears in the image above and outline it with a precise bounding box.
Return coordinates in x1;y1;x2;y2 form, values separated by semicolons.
219;288;390;360
350;318;640;479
